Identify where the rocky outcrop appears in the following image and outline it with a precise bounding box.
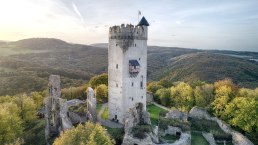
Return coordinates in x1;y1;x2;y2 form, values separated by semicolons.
124;103;151;133
122;133;154;145
166;109;188;122
189;106;211;120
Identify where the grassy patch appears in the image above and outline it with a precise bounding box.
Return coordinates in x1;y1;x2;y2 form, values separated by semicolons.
162;134;178;143
101;107;109;120
147;104;168;125
189;117;232;141
96;103;103;114
105;127;124;145
191;132;209;145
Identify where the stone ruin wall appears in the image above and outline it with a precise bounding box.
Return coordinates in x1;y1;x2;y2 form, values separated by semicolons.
189;107;254;145
87;87;97;122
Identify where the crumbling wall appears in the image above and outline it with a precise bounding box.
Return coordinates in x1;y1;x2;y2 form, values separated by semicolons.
124;103;151;133
87;87;97;122
189;107;254;145
166;109;188;122
146;92;154;104
189;106;211;120
122;133;154;145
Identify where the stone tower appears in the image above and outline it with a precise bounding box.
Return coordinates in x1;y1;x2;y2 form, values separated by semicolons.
108;17;149;124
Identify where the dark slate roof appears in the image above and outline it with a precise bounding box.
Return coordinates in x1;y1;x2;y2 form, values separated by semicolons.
129;60;140;66
137;16;149;26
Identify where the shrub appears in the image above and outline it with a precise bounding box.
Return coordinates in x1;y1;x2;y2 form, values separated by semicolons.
212;130;232;141
159;118;190;132
132;125;152;139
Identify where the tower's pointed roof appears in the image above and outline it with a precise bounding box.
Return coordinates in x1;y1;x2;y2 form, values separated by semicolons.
137;16;149;26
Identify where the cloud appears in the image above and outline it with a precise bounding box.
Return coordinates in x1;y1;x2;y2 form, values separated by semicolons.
71;1;85;23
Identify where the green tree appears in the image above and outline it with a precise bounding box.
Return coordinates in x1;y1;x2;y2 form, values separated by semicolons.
0;103;23;144
89;73;108;89
155;88;171;107
95;84;108;103
224;97;258;133
147;81;164;94
212;85;233;119
194;84;214;108
13;95;37;123
158;80;173;88
212;79;237;119
53;122;115;145
170;82;194;111
62;85;88;100
31;92;44;109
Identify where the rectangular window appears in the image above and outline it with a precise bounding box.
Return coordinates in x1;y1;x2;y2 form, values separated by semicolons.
132;82;134;86
140;75;143;89
116;64;118;69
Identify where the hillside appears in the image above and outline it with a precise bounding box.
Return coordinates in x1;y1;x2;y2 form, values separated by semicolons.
0;38;258;95
149;52;258;88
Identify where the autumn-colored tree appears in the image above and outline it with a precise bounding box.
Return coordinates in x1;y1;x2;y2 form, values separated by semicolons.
224;97;258;133
0;103;23;144
158;80;173;88
89;73;108;89
147;81;164;94
194;84;214;108
212;79;237;119
13;95;37;123
31;92;44;109
170;82;194;111
95;84;108;103
62;84;88;100
53;122;115;145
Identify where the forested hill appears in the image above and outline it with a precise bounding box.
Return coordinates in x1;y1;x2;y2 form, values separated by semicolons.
149;52;258;88
0;38;258;95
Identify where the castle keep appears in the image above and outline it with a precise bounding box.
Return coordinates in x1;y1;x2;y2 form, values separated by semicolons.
108;17;149;124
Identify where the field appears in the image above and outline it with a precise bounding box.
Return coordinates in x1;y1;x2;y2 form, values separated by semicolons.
147;104;168;125
191;132;209;145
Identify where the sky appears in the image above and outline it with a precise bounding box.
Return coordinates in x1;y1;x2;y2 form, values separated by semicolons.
0;0;258;51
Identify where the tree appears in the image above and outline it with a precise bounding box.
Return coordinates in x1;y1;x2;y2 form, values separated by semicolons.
212;79;237;119
224;97;258;133
13;95;37;123
212;85;233;119
53;122;115;145
158;80;173;88
194;84;214;108
95;84;108;103
0;103;23;144
155;88;171;107
62;85;88;100
31;92;44;109
170;82;194;111
89;73;108;89
147;81;164;94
